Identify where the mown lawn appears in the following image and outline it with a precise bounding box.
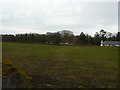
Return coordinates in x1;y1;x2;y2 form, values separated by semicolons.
2;42;118;88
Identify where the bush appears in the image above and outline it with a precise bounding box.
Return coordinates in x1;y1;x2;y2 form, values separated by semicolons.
2;60;33;88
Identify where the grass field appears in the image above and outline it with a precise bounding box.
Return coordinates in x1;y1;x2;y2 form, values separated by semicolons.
2;42;118;88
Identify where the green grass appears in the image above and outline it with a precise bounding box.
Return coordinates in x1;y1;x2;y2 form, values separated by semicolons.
2;42;118;88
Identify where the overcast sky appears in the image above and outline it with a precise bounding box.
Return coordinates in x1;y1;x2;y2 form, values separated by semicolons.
0;0;119;36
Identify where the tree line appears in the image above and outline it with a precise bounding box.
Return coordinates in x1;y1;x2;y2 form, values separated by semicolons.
2;29;120;46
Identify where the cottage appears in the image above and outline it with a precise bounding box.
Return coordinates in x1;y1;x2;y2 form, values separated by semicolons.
59;42;72;46
100;40;120;47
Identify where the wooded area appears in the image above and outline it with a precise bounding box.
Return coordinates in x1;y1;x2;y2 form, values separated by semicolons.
2;29;120;46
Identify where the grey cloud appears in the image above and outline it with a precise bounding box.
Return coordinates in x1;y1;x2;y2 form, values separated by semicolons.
0;1;118;35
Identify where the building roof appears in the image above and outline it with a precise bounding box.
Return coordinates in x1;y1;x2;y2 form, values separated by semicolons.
103;41;120;45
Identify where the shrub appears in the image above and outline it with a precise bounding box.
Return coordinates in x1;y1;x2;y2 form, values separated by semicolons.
2;60;33;88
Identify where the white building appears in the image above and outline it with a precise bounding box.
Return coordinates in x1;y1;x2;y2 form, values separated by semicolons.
100;40;120;47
